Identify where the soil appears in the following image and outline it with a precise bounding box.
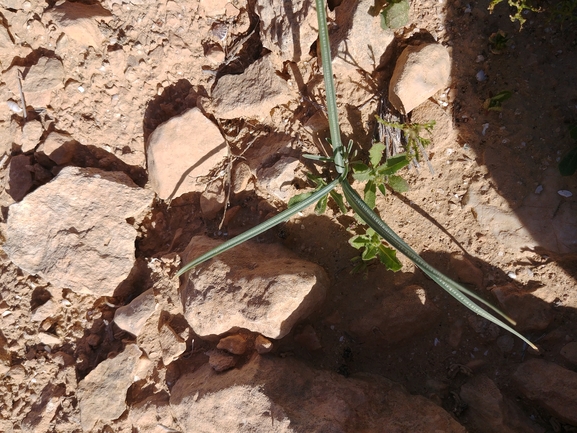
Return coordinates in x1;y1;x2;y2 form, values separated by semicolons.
1;0;577;432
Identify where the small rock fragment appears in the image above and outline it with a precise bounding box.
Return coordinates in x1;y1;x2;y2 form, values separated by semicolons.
232;162;253;193
21;120;43;153
200;180;226;219
37;131;77;165
146;107;226;200
159;321;187;365
558;190;573;198
389;43;451;114
217;334;249;355
114;289;157;338
77;344;142;431
258;157;300;201
255;335;273;354
560;342;577;366
38;332;62;346
207;349;237;372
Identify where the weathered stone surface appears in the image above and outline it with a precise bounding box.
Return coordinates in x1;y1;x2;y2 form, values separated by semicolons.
232;161;253;193
200;180;225;219
460;375;545;433
560;342;577;366
21;57;65;94
114;289;157;338
4;167;153;296
146;107;226;200
5;154;33;201
349;285;441;344
389;43;451;114
77;344;142;432
21;120;43;153
257;156;300;201
159;320;187;365
256;0;317;69
217;334;249;355
21;384;65;433
491;283;554;332
206;56;294;120
127;391;179;433
43;1;112;49
331;0;395;74
37;131;77;165
170;354;466;433
513;359;577;426
181;236;329;339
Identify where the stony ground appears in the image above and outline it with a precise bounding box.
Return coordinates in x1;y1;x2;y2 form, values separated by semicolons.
1;0;577;432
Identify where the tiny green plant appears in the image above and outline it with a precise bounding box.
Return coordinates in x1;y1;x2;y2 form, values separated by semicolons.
559;124;577;176
483;90;513;111
178;0;538;351
349;227;402;273
489;30;511;54
488;0;540;28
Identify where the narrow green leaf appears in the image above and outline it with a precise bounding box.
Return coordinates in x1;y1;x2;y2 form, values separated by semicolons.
303;154;333;162
330;190;348;213
314;194;328;214
559;147;577;176
364;180;377;209
377;183;387;197
377;245;403;272
388;175;409;193
288;191;314;208
369;142;386;167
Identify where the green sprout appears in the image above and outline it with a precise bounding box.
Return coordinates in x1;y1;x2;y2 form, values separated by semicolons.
483;90;513;111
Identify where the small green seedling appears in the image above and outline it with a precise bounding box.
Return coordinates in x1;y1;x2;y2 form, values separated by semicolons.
350;227;402;273
489;30;511;54
559;124;577;176
483;90;513;111
489;0;540;28
380;0;410;29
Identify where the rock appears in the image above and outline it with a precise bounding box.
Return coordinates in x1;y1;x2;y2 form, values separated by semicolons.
206;56;294;120
159;320;187;365
513;359;577;426
448;252;484;288
201;0;230;17
467;315;500;342
127;391;179;433
258;156;300;201
21;120;43;153
255;334;273;354
21;384;65;433
77;344;142;432
200;180;226;219
207;349;237;372
256;0;318;69
349;285;441;344
170;354;466;432
294;324;322;351
561;342;577;365
491;283;554;332
43;1;112;49
389;43;451;114
181;236;329;339
37;131;77;165
460;375;544;433
232;161;253;193
5;154;33;201
331;0;395;74
21;57;65;94
146;107;226;200
217;334;249;355
4;167;153;296
114;289;157;338
37;332;62;346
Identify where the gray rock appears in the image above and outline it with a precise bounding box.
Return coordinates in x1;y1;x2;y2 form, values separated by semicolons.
4;167;153;296
180;236;329;339
146;108;226;200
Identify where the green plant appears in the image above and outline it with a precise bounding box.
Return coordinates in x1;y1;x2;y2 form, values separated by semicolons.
551;0;577;25
489;30;511;54
483;90;513;111
379;0;410;29
489;0;540;28
177;0;537;350
559;124;577;176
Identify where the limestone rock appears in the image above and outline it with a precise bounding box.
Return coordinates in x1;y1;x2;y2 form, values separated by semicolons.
513;359;577;426
114;289;157;338
232;161;253;193
217;334;249;355
146;108;226;200
460;375;545;433
127;392;179;433
389;43;451;114
349;285;440;344
43;1;112;49
4;167;154;296
37;131;77;165
258;156;300;201
21;57;65;94
170;354;466;432
21;120;43;153
5;154;33;201
21;384;65;433
181;236;329;339
491;283;554;332
206;56;294;120
256;0;318;69
77;344;142;432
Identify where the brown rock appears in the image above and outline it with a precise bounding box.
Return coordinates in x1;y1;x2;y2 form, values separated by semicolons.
5;154;33;201
146;108;226;200
491;283;554;331
170;354;466;432
560;342;577;365
21;57;65;94
114;289;157;338
217;334;249;355
200;180;226;219
21;384;65;433
77;344;142;431
37;131;77;165
159;320;187;365
232;162;253;193
257;156;300;201
127;391;179;433
448;252;484;288
207;349;237;372
467;315;500;342
4;167;153;296
513;358;577;426
206;56;294;120
460;375;545;433
389;43;451;114
255;334;273;354
181;236;329;339
21;120;43;153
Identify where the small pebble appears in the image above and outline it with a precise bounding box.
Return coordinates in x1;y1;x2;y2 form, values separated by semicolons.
534;185;543;194
7;101;22;113
476;70;487;81
558;190;573;198
482;123;489;135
